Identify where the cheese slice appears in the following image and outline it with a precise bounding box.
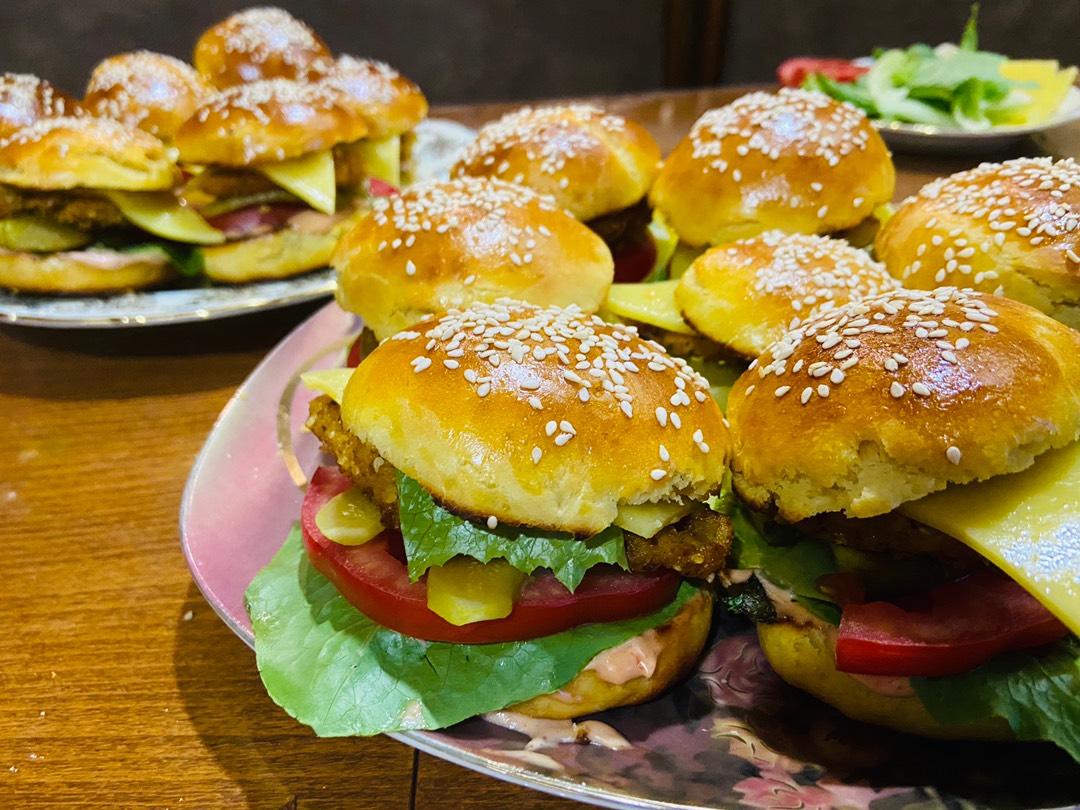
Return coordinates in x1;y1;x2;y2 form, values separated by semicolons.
354;135;401;187
600;280;696;335
106;191;225;245
899;440;1080;636
614;500;696;538
301;368;353;404
258;150;336;215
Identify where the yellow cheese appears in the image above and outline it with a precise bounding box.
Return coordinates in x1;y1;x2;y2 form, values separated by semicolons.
614;501;695;538
301;368;354;404
106;191;225;245
426;556;527;625
601;280;696;335
998;60;1079;125
354;135;401;187
899;440;1080;636
315;486;384;546
258;150;337;215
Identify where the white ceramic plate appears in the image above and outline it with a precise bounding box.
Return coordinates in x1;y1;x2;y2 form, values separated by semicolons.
0;118;477;329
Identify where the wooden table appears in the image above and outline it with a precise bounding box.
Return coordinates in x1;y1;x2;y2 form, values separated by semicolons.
0;87;1052;809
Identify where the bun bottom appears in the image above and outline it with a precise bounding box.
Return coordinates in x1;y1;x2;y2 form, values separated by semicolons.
0;248;173;294
509;590;712;719
757;621;1010;740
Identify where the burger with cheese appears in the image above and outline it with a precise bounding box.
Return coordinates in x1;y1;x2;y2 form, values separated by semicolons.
245;299;734;736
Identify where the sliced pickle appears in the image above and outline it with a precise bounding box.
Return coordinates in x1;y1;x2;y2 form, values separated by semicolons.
0;216;92;252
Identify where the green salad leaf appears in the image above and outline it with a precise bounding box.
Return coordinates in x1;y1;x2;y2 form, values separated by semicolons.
913;638;1080;761
246;527;700;737
396;472;627;592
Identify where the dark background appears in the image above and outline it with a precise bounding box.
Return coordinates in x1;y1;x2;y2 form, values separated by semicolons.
1;0;1077;104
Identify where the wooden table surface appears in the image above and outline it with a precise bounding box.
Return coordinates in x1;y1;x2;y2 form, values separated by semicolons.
0;87;1054;809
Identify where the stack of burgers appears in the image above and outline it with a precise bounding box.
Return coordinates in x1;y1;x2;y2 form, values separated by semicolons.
0;6;427;294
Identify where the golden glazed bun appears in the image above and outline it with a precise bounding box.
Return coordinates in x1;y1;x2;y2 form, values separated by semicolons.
193;7;333;89
875;157;1080;329
0;247;173;294
728;287;1080;522
173;78;368;166
756;622;1009;740
0;73;81;139
451;104;661;222
84;51;215;141
0;116;178;191
676;231;900;359
649;89;895;246
509;590;713;719
315;56;428;139
342;300;731;535
333;177;615;340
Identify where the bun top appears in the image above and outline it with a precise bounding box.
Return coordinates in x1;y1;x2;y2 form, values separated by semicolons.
0;73;81;139
84;51;215;141
676;231;900;359
649;89;895;246
193;7;333;89
342;300;731;535
173;78;368;166
875;157;1080;329
333;176;615;340
0;116;177;191
728;287;1080;522
451;104;661;221
314;56;427;139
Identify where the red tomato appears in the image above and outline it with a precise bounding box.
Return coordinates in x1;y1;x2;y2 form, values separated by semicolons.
835;568;1068;677
204;203;308;238
366;177;399;197
777;57;869;88
345;333;364;368
301;466;682;643
612;232;658;284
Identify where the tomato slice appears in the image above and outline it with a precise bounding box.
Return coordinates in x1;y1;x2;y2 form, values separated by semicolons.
835;568;1069;677
204;203;308;238
612;231;658;284
301;466;681;643
777;57;869;88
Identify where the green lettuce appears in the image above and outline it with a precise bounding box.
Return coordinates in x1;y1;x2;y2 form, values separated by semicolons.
396;472;627;592
246;527;700;736
913;638;1080;761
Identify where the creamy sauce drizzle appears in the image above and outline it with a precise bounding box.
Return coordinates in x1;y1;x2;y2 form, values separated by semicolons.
584;628;664;684
289;208;347;234
483;711;632;751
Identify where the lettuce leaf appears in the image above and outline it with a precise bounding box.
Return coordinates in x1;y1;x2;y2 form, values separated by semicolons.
913;638;1080;762
246;527;700;736
397;472;627;592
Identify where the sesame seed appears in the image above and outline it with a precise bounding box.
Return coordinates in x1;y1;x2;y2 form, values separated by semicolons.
912;382;932;396
532;446;542;464
890;382;905;398
487;516;498;529
554;432;572;446
947;445;962;465
405;260;417;276
545;420;557;436
650;469;667;481
659;445;670;462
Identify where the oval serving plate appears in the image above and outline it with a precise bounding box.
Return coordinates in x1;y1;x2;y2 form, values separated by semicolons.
180;301;1080;810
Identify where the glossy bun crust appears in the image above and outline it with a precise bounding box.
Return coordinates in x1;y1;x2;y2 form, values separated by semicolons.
342;300;731;535
649;89;895;246
451;104;661;221
316;56;428;138
875;157;1080;329
728;287;1080;522
510;590;713;719
333;177;615;340
676;231;900;359
193;7;332;89
0;73;81;139
0;248;172;293
0;116;177;191
173;78;368;166
84;51;215;140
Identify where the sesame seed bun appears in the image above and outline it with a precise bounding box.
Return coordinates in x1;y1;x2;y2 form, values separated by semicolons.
451;104;661;222
728;287;1080;522
676;231;901;360
174;78;368;167
193;7;333;89
0;116;178;191
0;73;82;139
341;300;731;535
649;89;895;247
332;177;615;340
0;247;173;294
509;589;713;719
875;157;1080;330
314;56;428;139
83;51;215;141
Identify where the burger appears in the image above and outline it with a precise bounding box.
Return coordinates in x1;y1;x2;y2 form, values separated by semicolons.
722;286;1080;758
874;156;1080;330
451;104;664;284
245;299;734;736
331;176;614;342
0;73;81;139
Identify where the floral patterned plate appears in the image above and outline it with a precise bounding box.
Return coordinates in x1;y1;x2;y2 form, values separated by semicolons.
180;301;1080;810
